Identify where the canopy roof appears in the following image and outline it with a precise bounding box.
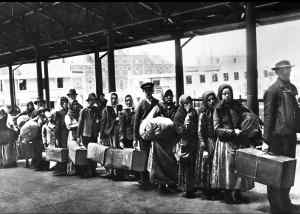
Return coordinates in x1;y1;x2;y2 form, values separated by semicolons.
0;2;300;67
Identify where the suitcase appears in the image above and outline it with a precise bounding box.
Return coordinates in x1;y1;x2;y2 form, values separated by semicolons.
68;140;88;166
87;143;109;165
45;147;68;163
104;148;147;172
235;148;296;188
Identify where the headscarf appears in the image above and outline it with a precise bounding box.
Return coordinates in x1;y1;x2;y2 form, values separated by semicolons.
179;94;192;107
107;92;119;106
217;83;233;101
163;89;173;99
0;108;8;128
201;90;217;109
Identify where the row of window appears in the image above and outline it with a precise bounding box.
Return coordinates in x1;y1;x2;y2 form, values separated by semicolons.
0;78;64;92
186;72;240;84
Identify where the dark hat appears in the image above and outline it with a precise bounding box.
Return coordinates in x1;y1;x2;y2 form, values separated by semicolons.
140;82;154;90
34;97;46;105
86;93;97;101
67;89;78;96
271;60;294;71
163;89;173;97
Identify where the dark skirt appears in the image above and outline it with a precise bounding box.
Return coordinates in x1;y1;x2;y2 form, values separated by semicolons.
148;140;178;185
0;142;17;168
194;138;216;190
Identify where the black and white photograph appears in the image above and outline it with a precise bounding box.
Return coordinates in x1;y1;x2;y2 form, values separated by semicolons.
1;2;300;214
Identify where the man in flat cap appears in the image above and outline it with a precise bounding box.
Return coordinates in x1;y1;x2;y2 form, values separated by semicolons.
264;60;299;214
133;82;159;189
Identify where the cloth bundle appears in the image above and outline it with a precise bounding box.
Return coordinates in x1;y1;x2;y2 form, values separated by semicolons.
16;115;30;129
139;116;175;141
19;120;40;142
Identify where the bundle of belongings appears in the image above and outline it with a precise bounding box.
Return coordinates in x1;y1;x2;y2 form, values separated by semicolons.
139;116;176;141
234;112;263;147
19;120;40;143
87;142;147;172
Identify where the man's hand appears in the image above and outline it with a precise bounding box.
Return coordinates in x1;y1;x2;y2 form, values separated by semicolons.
133;140;140;151
119;141;124;149
234;129;242;135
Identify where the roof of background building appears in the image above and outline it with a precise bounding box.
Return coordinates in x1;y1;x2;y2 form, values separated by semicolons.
0;2;300;68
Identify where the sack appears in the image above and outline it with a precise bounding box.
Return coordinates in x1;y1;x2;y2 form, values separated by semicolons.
17;115;30;129
19;120;40;142
139;117;175;141
87;143;109;165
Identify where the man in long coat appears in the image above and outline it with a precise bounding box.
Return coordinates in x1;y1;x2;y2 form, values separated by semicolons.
133;82;159;189
264;60;299;214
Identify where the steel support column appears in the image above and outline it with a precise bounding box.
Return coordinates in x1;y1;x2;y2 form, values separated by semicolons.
246;2;258;115
175;37;184;103
36;55;44;101
107;30;116;92
43;60;50;108
94;52;103;96
8;65;16;111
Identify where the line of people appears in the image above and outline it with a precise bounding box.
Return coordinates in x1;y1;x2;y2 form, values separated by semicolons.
1;80;262;204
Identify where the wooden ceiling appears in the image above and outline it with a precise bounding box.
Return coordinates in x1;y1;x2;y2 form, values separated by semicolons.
0;2;300;68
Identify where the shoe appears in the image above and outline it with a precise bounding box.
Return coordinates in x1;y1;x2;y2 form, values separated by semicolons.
182;192;196;199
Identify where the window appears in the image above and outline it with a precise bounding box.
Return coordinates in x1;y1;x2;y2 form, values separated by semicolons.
186;75;192;84
223;73;229;81
57;78;64;88
233;57;237;63
264;70;268;77
153;80;160;87
0;80;2;92
19;79;27;90
234;72;239;80
212;73;218;82
216;57;220;64
199;74;205;83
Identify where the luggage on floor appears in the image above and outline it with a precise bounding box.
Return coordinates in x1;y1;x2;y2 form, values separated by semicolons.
45;147;68;163
235;148;296;188
68;140;88;166
87;143;109;165
104;148;147;172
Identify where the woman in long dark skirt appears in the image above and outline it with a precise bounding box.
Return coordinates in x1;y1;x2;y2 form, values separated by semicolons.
195;90;219;199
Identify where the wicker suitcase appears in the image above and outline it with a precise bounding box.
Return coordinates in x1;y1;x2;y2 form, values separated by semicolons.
45;147;68;163
68;140;88;166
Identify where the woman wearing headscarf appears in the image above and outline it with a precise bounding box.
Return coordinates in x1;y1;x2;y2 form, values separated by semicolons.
146;89;178;193
211;83;254;203
174;95;198;198
195;90;218;199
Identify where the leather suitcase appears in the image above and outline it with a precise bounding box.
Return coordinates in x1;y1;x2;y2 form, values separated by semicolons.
68;140;88;166
45;147;68;163
122;148;147;172
235;148;296;188
104;148;113;168
87;143;109;165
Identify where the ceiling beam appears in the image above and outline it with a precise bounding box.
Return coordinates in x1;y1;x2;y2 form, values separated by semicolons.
70;2;105;22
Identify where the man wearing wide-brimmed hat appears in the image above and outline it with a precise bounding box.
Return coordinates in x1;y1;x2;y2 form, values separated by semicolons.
264;60;299;214
133;81;159;189
65;88;83;140
76;93;101;178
